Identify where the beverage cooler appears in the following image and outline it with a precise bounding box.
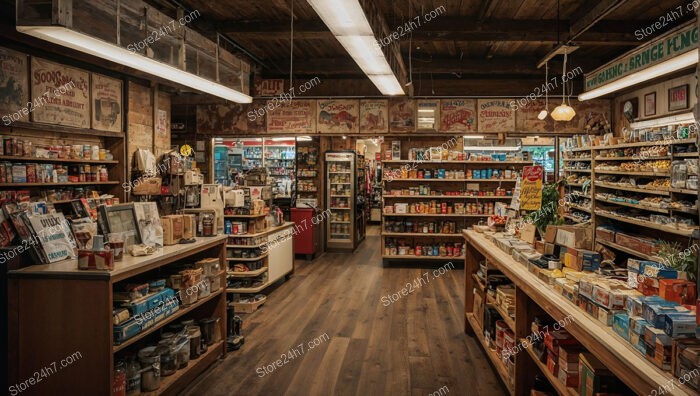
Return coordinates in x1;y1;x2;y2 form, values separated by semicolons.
325;151;361;251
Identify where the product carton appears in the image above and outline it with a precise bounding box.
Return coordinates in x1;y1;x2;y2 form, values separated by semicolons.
643;302;686;328
659;279;697;305
578;353;614;396
597;307;623;327
629;316;649;335
643;262;682;280
612;312;630;341
674;339;700;390
554;225;593;249
558;367;579;388
577;250;601;271
663;313;699;338
592;281;633;310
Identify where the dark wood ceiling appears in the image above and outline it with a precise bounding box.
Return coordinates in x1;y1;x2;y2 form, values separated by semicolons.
148;0;693;87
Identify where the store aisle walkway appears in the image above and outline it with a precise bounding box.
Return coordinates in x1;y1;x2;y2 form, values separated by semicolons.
186;226;505;396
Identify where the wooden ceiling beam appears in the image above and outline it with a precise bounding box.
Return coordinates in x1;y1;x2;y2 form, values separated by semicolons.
569;0;629;42
216;18;649;45
263;57;598;76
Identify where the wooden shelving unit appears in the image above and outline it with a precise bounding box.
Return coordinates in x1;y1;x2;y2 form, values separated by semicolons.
562;147;593;225
381;156;529;263
586;135;700;261
8;236;228;395
225;222;295;312
463;230;697;396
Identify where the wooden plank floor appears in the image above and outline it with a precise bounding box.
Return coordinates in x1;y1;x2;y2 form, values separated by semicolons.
184;226;505;396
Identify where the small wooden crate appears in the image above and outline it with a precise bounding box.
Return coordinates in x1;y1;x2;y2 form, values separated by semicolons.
232;296;267;313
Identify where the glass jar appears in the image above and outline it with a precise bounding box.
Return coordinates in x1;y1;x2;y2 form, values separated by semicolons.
113;360;126;396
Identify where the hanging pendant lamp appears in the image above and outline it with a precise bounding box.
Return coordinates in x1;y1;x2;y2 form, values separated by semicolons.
538;62;549;120
551;49;576;122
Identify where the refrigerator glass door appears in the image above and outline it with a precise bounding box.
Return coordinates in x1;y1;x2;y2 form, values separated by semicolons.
326;152;355;250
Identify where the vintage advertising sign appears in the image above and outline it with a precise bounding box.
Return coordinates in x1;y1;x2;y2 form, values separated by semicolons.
91;73;122;132
416;99;440;132
255;78;285;96
520;166;543;211
29;212;76;263
477;99;515;132
585;22;697;91
359;99;388;134
31;57;90;128
266;99;316;134
317;99;359;134
0;47;29;124
388;98;415;133
440;99;476;132
196;102;266;134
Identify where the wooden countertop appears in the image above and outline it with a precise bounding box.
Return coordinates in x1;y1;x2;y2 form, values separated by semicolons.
10;235;228;282
462;229;695;396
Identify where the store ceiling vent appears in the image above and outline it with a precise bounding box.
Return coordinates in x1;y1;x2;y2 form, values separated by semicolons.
16;0;252;103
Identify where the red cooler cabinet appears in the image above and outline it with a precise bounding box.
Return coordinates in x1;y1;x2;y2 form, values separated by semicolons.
291;208;320;259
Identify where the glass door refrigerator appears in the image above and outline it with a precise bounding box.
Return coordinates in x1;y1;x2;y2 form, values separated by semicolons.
325;151;357;251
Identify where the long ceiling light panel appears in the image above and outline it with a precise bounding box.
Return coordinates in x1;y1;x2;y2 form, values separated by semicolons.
579;49;698;101
307;0;404;96
17;26;252;103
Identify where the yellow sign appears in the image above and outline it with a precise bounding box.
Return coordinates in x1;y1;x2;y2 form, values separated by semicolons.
180;144;193;157
520;166;543;211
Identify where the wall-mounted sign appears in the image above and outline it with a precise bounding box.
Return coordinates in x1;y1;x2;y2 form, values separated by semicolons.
389;98;415;133
317;99;359;134
359;99;388;134
440;99;476;132
416;99;440;132
196;103;265;135
477;99;515;132
255;79;285;96
91;73;122;132
31;57;90;128
668;84;689;112
584;22;698;91
0;47;29;124
266;99;316;134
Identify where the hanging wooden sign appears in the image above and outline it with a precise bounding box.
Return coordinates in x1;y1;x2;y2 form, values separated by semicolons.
389;98;415;133
0;47;29;124
317;99;359;134
91;73;122;132
477;99;515;132
359;99;388;134
440;99;476;132
266;99;316;134
31;57;90;128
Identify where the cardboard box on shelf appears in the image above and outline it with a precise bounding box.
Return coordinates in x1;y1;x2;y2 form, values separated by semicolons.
595;226;616;242
554;225;593;250
660;279;697;305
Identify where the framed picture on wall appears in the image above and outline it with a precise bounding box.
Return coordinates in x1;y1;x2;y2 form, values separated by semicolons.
668;84;689;112
644;92;656;117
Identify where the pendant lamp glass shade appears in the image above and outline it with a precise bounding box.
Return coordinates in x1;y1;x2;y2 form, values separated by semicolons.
551;102;576;121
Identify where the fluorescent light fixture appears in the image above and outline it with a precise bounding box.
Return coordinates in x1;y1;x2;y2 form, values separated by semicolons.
336;36;393;75
630;112;695;129
367;74;404;96
297;136;313;141
463;135;485;139
17;26;252;103
308;0;404;96
580;49;698;101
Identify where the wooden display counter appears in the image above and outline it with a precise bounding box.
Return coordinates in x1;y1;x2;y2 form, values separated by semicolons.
8;235;228;396
463;229;695;396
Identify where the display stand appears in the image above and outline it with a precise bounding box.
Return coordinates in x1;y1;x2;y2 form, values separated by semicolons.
8;236;228;395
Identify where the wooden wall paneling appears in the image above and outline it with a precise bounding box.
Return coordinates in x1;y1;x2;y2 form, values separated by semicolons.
613;73;696;135
155;91;171;158
127;81;154;176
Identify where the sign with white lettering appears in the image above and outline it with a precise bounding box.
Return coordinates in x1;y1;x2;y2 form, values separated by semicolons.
584;22;698;91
